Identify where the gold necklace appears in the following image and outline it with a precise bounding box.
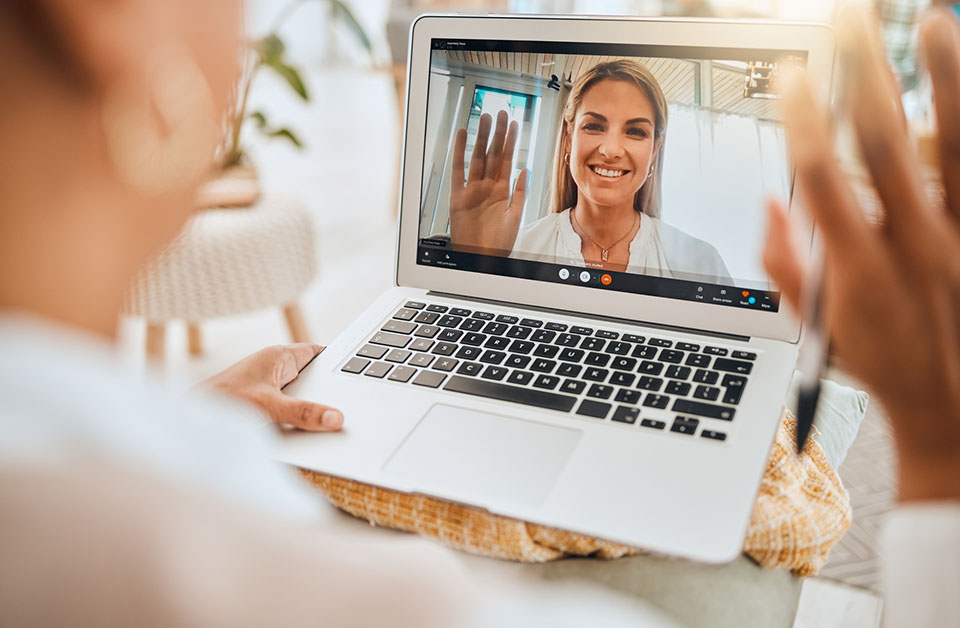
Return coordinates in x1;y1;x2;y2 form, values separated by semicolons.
571;209;639;263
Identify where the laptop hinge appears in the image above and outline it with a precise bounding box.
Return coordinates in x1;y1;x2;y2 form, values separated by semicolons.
427;291;751;342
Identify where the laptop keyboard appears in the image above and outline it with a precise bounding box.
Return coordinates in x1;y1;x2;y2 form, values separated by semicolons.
340;300;757;442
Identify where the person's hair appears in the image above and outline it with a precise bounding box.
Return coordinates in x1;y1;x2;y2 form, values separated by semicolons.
549;59;668;218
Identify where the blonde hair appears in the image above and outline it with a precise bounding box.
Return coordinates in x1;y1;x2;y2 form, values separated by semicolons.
549;59;668;218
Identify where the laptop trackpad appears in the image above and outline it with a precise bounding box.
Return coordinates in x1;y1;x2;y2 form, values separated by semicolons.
382;404;582;507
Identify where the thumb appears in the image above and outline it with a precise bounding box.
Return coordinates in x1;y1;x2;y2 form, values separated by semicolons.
509;169;528;214
762;198;805;312
259;388;344;432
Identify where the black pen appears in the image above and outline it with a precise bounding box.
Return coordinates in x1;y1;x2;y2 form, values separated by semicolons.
795;250;827;454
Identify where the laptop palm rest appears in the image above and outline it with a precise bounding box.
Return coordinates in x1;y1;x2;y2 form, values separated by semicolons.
382;404;582;507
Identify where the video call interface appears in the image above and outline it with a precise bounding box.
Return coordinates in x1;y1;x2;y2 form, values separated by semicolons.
417;39;807;312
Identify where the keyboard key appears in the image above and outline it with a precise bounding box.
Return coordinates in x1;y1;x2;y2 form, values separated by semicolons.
531;330;556;343
472;311;495;320
703;346;728;356
364;362;392;379
560;379;586;394
432;342;458;356
462;333;486;346
640;418;666;430
693;385;720;401
555;333;581;347
450;308;472;317
637;376;664;391
385;349;411;363
614;388;641;404
409;338;434;352
701;430;727;441
393;308;418;321
642;394;670;409
437;315;463;328
506;326;533;339
457;362;482;376
507;370;534;385
665;381;691;396
632;345;658;359
638;361;664;375
576;400;611;419
622;334;645;344
558;348;585;362
657;350;684;364
533;344;560;358
612;406;639;424
455;346;482;360
357;344;388;359
586;384;614;400
570;326;593;335
672;399;736;421
595;329;619;339
692;369;719;385
556;363;583;378
460;319;485;332
370;332;411;348
409;353;434;368
609;372;636;387
504;355;531;369
495;314;518;324
545;322;568;332
671;417;699;435
605;341;631;355
685;353;712;368
675;342;700;352
583;367;609;382
581;337;606;351
404;301;426;309
426;304;448;313
732;350;757;361
533;375;561;391
484;336;510;350
482;322;509;336
722;374;747;405
341;357;369;374
584;352;610;367
648;338;673;347
519;318;544;328
413;370;446;388
610;357;637;371
388;366;417;382
432;358;459;372
414;311;439;324
444;375;577;412
507;340;534;354
530;359;557;373
479;350;506;364
481;366;508;381
413;325;440;339
439;329;463;342
713;358;754;375
665;365;691;380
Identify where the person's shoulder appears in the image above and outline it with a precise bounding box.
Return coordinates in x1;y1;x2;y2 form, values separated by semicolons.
514;210;566;252
654;219;730;278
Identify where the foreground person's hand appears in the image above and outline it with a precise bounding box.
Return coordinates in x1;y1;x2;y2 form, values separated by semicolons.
764;9;960;501
202;344;344;432
449;110;527;255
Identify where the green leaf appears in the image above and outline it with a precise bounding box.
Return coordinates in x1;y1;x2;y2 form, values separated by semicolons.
248;111;268;129
330;0;373;55
267;127;304;149
253;33;285;64
265;60;309;101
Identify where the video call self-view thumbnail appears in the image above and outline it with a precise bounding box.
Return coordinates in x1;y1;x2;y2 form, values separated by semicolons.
417;40;805;312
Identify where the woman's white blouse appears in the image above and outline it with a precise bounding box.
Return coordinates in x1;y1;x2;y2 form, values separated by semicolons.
512;209;732;283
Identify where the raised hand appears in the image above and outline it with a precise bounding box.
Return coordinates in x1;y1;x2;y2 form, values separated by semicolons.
764;9;960;501
449;110;527;255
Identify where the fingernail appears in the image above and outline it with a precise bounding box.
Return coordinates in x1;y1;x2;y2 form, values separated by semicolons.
321;410;343;429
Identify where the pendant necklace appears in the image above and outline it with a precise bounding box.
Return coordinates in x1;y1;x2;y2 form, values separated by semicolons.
572;209;639;263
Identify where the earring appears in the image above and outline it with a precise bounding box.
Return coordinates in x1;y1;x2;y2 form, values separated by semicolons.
564;153;570;165
101;42;218;195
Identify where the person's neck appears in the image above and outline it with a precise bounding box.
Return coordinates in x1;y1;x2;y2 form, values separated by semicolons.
572;199;638;245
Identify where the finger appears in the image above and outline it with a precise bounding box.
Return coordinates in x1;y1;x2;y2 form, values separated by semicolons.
779;65;873;259
263;390;344;432
452;128;467;188
509;169;528;214
485;110;509;180
467;113;492;182
919;9;960;221
498;120;520;182
839;7;932;255
762;198;805;312
273;343;324;388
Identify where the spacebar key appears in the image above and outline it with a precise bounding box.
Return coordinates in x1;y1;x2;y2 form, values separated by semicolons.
444;375;577;412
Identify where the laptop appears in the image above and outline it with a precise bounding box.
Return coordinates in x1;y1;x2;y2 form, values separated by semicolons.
280;15;833;563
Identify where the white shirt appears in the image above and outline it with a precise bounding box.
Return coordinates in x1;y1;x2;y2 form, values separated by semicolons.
512;209;732;284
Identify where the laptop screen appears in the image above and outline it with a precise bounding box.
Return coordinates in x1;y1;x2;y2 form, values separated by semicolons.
416;40;806;313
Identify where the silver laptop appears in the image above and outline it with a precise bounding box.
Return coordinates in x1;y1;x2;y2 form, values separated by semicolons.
281;15;833;563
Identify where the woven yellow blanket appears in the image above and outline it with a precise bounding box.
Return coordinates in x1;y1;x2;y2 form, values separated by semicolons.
299;413;850;576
